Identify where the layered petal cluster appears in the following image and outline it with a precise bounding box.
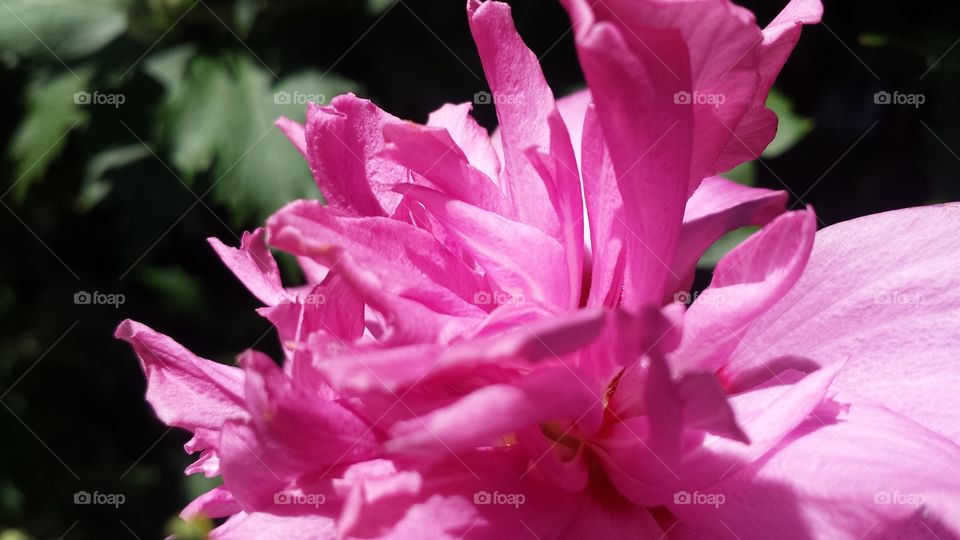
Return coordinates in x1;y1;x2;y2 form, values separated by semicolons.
118;0;960;538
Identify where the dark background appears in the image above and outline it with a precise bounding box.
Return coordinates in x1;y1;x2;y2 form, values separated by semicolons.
1;0;957;538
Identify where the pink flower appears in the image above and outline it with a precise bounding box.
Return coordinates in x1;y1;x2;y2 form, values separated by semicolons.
118;0;960;538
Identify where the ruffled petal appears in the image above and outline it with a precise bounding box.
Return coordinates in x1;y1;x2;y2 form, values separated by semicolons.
181;485;240;520
724;204;960;444
673;208;816;373
562;0;693;308
386;366;604;454
426;102;501;184
240;350;378;476
267;199;486;318
303;94;408;216
467;0;582;248
399;185;571;308
209;228;286;306
380;121;510;215
115;320;245;431
668;176;788;297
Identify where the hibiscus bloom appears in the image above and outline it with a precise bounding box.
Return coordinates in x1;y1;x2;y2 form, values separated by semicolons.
118;0;960;538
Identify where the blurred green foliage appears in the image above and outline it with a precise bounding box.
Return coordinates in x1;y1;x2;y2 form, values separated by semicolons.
4;0;360;220
1;0;958;538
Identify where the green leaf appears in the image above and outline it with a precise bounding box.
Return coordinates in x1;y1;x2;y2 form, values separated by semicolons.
0;0;128;62
142;44;197;90
762;88;813;158
233;0;259;36
210;55;315;222
153;52;357;222
367;0;396;14
859;33;889;48
271;69;356;117
77;144;150;211
161;56;234;179
720;161;756;186
8;69;92;200
182;471;222;501
697;226;759;269
166;516;212;540
0;530;29;540
139;265;204;312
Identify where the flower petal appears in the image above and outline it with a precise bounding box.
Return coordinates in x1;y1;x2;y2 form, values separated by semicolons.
467;0;583;255
399;185;571;308
426;102;501;183
115;320;245;431
267;199;486;318
716;0;823;170
562;0;694;308
673;208;816;373
380;122;509;215
580;102;626;308
209;511;336;540
669;398;960;539
556;88;591;173
240;350;378;475
209;228;287;306
181;486;240;520
724;203;960;444
386;366;604;454
304;94;407;216
668;176;788;297
599;362;839;507
275;116;307;160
